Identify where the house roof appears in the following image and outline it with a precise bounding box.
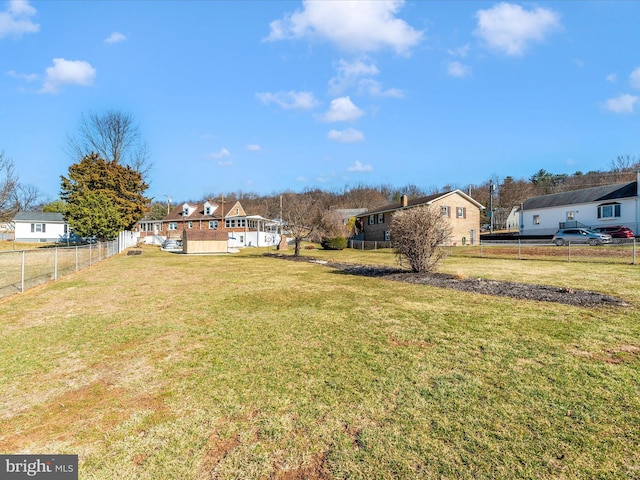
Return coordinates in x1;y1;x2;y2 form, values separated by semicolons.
13;212;65;223
522;181;638;210
361;190;485;216
183;230;229;241
163;200;247;222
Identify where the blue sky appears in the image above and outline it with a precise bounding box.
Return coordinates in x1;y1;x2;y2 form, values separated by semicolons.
1;0;639;203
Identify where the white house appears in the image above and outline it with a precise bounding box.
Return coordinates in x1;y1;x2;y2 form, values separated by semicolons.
13;212;69;242
519;173;639;236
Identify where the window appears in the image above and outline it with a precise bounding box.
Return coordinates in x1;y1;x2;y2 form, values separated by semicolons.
533;215;540;225
188;221;193;229
441;206;450;217
209;221;218;230
183;208;189;216
225;219;237;228
566;211;575;221
168;223;177;231
456;207;466;219
597;202;621;219
205;206;211;215
368;215;375;225
30;223;46;233
377;213;384;224
384;231;390;241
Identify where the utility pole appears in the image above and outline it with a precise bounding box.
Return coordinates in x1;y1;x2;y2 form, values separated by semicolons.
165;194;172;215
489;180;494;234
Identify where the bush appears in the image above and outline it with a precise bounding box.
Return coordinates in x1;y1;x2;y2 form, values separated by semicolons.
321;237;347;250
390;205;452;272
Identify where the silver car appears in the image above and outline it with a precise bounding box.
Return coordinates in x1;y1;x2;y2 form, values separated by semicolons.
552;228;612;246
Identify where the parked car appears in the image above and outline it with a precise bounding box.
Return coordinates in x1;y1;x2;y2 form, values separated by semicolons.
552;228;612;246
592;225;635;238
162;239;182;250
59;233;83;244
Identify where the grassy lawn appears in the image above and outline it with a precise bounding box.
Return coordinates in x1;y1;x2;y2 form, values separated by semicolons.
0;245;638;479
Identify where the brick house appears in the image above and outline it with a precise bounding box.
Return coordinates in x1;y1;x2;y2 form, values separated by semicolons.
357;190;484;246
138;199;279;248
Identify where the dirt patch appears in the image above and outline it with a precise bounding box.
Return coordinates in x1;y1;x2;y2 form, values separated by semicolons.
274;451;330;480
571;344;640;364
266;254;628;308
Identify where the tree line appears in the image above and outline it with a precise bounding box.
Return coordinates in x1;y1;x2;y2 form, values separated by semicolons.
157;156;640;229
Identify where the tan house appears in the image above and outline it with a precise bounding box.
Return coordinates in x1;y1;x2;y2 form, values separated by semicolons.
358;190;484;246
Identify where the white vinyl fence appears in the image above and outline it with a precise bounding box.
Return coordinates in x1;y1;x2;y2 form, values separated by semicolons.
0;231;138;299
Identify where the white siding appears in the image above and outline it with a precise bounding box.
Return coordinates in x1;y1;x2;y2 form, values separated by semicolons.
14;221;67;242
520;198;639;236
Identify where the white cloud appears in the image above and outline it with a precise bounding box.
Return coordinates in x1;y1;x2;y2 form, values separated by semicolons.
265;0;423;55
7;69;37;81
329;58;379;94
246;144;262;152
358;79;403;98
604;94;638;114
606;73;617;84
0;0;39;38
320;96;364;123
447;44;471;58
217;160;233;167
209;148;231;159
447;61;472;78
40;58;96;94
474;3;561;56
105;31;127;44
630;67;640;89
256;90;319;110
296;176;308;183
347;161;373;172
329;59;403;98
327;128;364;143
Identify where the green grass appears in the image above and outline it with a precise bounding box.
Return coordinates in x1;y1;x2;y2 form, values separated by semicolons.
0;245;639;479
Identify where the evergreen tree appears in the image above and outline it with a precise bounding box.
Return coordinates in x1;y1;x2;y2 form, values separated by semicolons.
60;153;150;239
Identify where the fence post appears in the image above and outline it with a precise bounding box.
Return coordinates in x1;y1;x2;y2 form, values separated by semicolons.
54;247;58;280
518;239;521;260
21;250;25;293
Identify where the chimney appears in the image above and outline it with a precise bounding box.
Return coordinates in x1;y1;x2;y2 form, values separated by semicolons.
401;194;408;207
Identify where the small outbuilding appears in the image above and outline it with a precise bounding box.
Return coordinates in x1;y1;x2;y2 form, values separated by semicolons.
182;229;228;254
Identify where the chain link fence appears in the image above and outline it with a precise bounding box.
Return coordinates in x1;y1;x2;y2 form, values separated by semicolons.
348;238;638;265
0;232;138;299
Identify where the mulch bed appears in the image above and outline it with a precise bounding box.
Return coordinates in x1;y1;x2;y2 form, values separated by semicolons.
266;254;628;308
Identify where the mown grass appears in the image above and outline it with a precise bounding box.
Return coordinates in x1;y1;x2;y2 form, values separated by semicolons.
0;245;638;479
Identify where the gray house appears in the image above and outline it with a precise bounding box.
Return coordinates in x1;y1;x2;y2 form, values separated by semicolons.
519;173;639;236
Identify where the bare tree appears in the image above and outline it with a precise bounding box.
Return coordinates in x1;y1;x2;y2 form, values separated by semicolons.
0;151;19;221
14;184;42;212
67;109;152;178
390;205;452;273
282;190;324;256
610;155;640;173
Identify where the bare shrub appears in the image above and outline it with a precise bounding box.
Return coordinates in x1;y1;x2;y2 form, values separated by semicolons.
390;205;452;272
